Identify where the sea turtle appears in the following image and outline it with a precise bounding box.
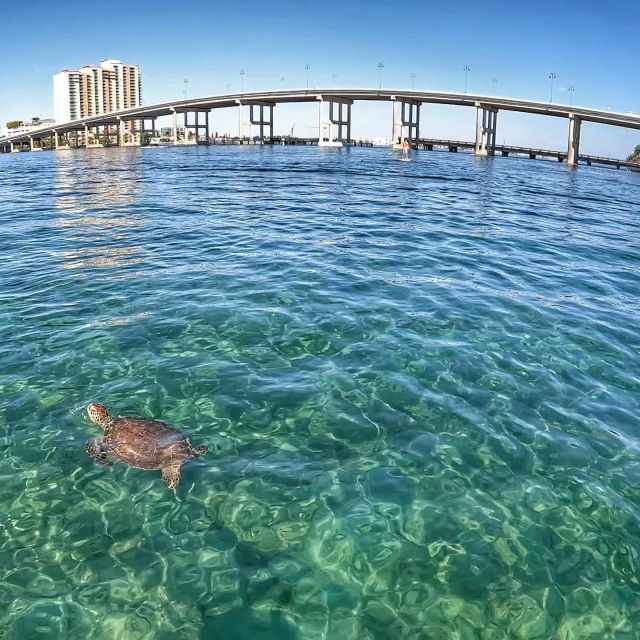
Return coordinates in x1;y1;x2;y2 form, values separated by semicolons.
85;403;208;489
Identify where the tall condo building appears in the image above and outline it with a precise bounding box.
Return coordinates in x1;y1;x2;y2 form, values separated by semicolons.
53;59;141;124
53;70;81;122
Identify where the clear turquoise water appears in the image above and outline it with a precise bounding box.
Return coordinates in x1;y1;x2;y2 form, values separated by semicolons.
1;145;640;639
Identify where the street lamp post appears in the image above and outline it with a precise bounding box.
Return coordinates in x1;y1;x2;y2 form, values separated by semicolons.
305;64;310;90
548;72;556;103
183;78;189;102
568;85;575;105
378;62;384;89
410;72;416;89
280;77;285;89
491;77;498;96
463;65;470;94
332;73;338;87
240;70;245;95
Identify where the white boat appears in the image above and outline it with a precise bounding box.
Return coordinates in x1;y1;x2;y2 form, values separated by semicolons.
149;137;173;146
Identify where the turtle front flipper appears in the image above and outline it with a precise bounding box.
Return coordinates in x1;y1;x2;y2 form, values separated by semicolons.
161;465;181;489
86;437;113;466
192;445;208;457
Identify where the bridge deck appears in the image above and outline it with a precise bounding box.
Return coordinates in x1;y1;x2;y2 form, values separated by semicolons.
2;88;640;147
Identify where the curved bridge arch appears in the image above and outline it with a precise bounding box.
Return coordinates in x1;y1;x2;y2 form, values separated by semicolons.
2;88;639;166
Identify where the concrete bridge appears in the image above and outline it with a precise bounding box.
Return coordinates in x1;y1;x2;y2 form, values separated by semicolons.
2;88;639;167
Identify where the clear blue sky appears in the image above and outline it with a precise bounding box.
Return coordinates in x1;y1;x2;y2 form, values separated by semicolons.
1;0;638;156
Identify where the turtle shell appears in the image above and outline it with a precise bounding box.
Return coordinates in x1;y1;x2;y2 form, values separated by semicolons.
105;417;194;470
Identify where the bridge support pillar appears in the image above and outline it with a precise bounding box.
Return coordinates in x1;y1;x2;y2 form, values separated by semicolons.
237;102;245;139
101;125;111;146
475;103;498;156
171;109;179;144
112;122;131;145
178;110;209;143
328;99;353;143
29;136;34;151
138;118;157;145
109;124;120;146
53;130;59;149
318;99;324;144
567;114;581;167
249;103;275;141
316;96;353;146
391;98;421;147
90;126;101;147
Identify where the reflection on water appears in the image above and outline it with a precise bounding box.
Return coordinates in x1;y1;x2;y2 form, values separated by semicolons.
51;150;147;280
0;146;639;638
54;246;145;271
82;311;151;328
54;147;143;214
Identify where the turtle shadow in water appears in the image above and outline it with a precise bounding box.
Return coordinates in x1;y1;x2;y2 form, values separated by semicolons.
200;606;299;640
197;539;299;640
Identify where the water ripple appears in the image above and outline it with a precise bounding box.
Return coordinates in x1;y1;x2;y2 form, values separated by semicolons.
1;146;639;638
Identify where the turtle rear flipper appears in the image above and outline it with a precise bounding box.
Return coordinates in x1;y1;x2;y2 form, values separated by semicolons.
162;465;181;489
86;437;113;466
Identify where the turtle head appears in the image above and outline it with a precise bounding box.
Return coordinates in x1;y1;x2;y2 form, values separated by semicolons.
87;403;112;429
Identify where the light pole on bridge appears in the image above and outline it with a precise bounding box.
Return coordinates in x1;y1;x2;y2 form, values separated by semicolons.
378;62;384;89
332;73;338;87
240;70;245;95
548;72;557;103
491;77;498;96
183;78;188;102
280;77;285;89
463;65;470;94
305;65;310;90
410;72;416;89
568;85;575;105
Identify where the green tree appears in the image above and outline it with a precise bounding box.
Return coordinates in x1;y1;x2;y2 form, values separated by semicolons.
6;120;23;129
627;144;640;163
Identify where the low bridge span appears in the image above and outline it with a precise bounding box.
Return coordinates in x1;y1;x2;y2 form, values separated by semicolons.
417;139;640;169
2;88;639;167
